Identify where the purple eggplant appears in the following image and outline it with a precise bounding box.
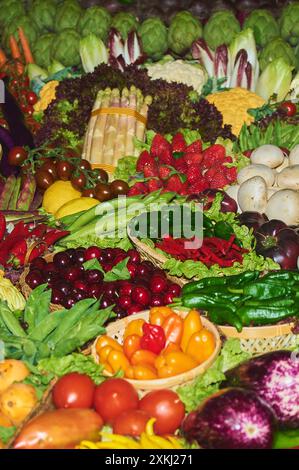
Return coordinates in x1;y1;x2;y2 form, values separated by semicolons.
255;219;299;269
182;388;274;449
16;174;37;211
225;351;299;429
238;211;269;232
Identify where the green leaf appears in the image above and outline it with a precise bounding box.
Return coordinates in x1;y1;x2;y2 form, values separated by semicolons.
103;257;130;282
24;284;49;332
0;426;17;445
83;258;105;274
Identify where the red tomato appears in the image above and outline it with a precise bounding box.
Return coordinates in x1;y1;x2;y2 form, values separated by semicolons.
94;378;139;425
113;409;151;437
139;389;185;435
279;101;297;117
52;372;95;409
8;147;28;166
26;91;38;105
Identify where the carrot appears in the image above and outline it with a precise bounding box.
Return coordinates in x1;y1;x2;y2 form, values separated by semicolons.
18;27;34;64
15;59;24;75
9;35;21;60
0;49;7;67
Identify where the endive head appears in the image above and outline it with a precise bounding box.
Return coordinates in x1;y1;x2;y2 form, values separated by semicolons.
256;58;294;102
230;28;258;68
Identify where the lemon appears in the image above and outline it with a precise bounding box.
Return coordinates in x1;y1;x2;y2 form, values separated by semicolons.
42;181;81;215
55;197;99;219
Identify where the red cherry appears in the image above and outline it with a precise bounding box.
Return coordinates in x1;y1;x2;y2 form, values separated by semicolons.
150;294;164;307
127;304;143;315
118;295;132;310
131;285;151;307
150;274;168;294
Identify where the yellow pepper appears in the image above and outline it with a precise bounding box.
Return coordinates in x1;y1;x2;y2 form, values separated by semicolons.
186;329;216;363
181;309;203;352
96;335;122;356
149;306;174;326
123;319;145;339
130;349;157;367
155;352;198;378
107;349;130;374
125;364;157;380
123;334;141;359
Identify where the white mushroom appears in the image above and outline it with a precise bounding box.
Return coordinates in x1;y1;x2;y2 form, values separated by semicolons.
250;144;284;168
267;187;281;200
265;189;299;225
289;145;299;165
276;165;299;190
275;156;289;173
237;176;268;213
237;164;275;187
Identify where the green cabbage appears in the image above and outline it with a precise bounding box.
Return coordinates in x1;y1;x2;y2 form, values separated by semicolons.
111;12;138;39
33;33;56;69
3;14;39;52
78;6;111;42
203;10;240;50
279;1;299;47
54;0;82;33
51;28;81;67
138;17;168;60
168;11;202;55
259;37;296;71
29;0;57;32
0;0;25;28
243;9;280;47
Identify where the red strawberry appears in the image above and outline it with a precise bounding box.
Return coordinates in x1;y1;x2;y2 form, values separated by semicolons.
172;132;186;153
184;152;203;166
188;179;210;194
202;144;226;166
158;165;172;180
223;156;233;164
173;158;187;174
143;162;159;178
224;166;237;183
148;178;163;192
204;167;219;181
186;140;202;153
165;174;185;192
127;182;148;196
150;134;172;159
209;172;229;189
136;150;154;172
186;164;203;185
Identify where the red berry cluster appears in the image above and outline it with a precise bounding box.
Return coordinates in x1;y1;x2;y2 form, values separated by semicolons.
128;133;237;196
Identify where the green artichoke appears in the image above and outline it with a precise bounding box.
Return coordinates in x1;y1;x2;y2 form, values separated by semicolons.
279;1;299;46
203;10;240;50
0;0;25;28
243;9;280;48
3;14;39;52
138;17;168;60
111;12;139;39
51;28;81;67
29;0;57;32
259;37;296;71
54;0;82;33
33;33;56;69
78;6;111;42
168;11;202;55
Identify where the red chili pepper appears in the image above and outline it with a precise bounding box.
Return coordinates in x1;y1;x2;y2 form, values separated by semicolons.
28;242;48;264
0;221;30;266
9;239;28;267
0;213;6;242
42;229;69;246
30;223;49;239
140;322;166;354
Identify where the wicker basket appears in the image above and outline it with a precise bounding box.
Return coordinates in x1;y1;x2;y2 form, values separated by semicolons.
19;253;63;312
91;309;221;393
218;322;297;355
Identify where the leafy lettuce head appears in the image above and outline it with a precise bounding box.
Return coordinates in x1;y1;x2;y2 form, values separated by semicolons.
203;10;240;50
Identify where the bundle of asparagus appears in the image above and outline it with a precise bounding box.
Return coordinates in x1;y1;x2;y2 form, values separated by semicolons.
83;86;152;170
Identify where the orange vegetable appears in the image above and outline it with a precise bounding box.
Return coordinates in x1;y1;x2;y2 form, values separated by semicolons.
18;27;34;64
181;309;203;352
9;35;21;60
98;345;113;363
107;349;130;374
123;334;141;359
130;349;157;367
103;363;114;375
186;329;215;363
126;365;157;380
96;335;122;356
155;352;198;378
162;342;182;355
123;319;145;339
162;313;183;346
0;49;7;67
149;306;174;326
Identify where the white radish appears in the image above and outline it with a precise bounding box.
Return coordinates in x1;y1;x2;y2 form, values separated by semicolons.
237;164;275;187
237;176;268;212
289;145;299;165
276;165;299;190
225;185;241;212
265;189;299;225
250;144;284;168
